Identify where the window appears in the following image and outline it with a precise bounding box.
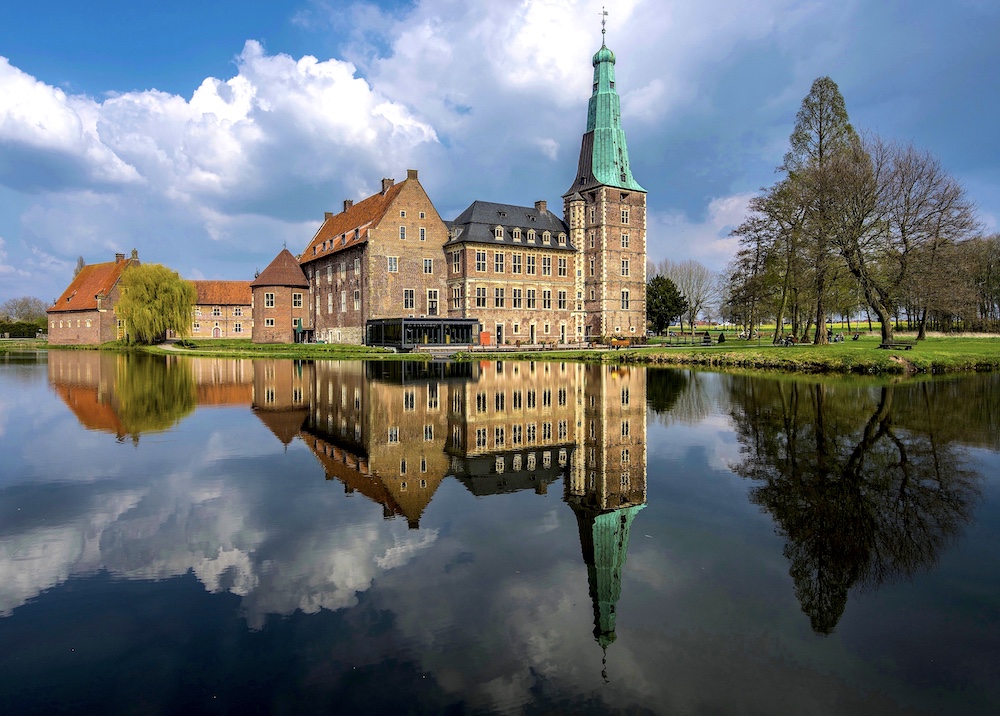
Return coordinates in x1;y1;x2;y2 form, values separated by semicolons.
193;322;201;332
527;423;537;443
558;388;567;406
477;392;487;413
558;420;567;440
513;228;522;241
590;232;595;248
388;256;398;272
622;259;629;277
327;293;333;314
355;258;361;275
211;306;221;317
621;290;630;310
622;449;630;463
622;387;630;406
513;323;520;334
526;255;535;275
476;287;487;308
558;233;566;246
494;226;504;240
621;208;630;224
590;289;595;300
527;390;536;409
513;391;523;410
452;287;462;309
621;233;629;248
265;318;275;327
543;231;551;245
399;226;406;240
542;256;551;276
354;290;360;311
233;322;242;333
427;290;439;316
494;288;505;308
234;307;242;317
452;252;461;273
494;426;505;447
526;289;536;309
542;290;552;309
424;425;434;441
589;258;595;276
293;293;303;308
264;292;275;308
558;257;567;276
340;291;346;312
424;258;433;274
512;254;522;274
404;389;415;411
476;428;488;448
340;262;346;278
543;423;552;440
512;424;523;445
400;210;406;217
419;211;425;219
527;229;536;243
512;289;522;308
589;206;596;223
495;392;506;411
494;252;505;273
419;227;426;241
543;389;551;407
476;250;487;272
621;420;630;437
557;290;567;310
327;264;333;283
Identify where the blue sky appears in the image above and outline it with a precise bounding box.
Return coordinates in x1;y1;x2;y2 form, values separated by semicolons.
1;0;998;306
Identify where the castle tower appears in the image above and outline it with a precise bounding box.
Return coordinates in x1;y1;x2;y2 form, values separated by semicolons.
564;34;647;340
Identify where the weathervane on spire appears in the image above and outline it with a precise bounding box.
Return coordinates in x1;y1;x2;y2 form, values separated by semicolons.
601;6;608;41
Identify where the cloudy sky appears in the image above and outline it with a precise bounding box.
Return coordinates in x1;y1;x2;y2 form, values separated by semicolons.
0;0;997;306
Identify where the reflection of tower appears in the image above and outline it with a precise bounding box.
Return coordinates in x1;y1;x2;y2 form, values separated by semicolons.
567;364;647;657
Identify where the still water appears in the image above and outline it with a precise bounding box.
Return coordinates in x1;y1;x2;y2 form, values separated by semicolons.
0;351;998;715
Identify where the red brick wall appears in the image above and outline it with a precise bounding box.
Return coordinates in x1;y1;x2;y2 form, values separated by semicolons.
252;285;308;343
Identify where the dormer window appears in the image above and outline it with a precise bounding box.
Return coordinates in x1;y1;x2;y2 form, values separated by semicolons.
512;228;522;242
527;229;536;243
498;211;507;219
494;226;504;240
558;233;567;246
542;231;551;245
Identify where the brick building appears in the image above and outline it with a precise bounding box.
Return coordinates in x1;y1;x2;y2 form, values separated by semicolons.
189;280;252;339
250;248;310;344
47;251;139;345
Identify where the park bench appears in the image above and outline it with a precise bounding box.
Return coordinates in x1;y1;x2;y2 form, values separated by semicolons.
878;339;916;350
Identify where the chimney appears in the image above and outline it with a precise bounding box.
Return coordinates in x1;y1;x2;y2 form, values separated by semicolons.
381;178;395;194
115;253;125;262
325;212;333;220
534;200;547;214
406;169;418;180
343;198;354;212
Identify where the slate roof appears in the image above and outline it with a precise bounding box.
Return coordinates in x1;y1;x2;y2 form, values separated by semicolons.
251;248;309;288
300;181;407;266
48;255;136;313
192;280;252;306
445;200;574;251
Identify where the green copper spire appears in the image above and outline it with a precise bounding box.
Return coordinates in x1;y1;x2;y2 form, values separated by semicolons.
565;39;645;195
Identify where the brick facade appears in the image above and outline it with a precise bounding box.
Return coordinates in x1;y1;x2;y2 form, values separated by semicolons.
47;253;136;345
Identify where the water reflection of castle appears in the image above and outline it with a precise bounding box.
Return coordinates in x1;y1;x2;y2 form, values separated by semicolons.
48;351;646;651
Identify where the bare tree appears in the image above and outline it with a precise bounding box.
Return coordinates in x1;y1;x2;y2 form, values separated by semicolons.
1;296;48;322
659;259;718;336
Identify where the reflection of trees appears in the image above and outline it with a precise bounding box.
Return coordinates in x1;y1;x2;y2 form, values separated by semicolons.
115;354;196;440
646;369;723;427
728;376;981;634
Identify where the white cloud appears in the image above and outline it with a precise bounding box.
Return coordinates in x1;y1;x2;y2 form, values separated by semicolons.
650;192;754;271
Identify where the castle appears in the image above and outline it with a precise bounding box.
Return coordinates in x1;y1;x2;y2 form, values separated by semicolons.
48;38;646;347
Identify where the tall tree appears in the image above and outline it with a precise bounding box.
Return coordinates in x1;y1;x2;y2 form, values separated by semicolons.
73;256;86;277
783;77;858;344
646;274;688;334
114;264;196;344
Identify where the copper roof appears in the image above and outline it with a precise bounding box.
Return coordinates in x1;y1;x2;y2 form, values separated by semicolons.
251;248;309;288
48;256;136;313
192;280;252;306
300;181;406;266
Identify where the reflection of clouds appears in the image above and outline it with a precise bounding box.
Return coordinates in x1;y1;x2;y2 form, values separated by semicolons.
376;529;439;569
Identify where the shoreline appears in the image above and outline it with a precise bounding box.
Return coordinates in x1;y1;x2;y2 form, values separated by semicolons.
6;335;1000;376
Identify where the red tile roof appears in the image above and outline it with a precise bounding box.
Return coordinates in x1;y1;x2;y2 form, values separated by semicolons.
300;181;406;266
192;280;252;306
48;256;136;313
251;248;309;288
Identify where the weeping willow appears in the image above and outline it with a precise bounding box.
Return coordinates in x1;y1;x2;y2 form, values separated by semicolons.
114;354;196;437
115;263;196;344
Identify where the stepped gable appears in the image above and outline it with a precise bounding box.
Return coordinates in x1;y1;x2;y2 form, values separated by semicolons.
48;255;136;313
445;200;572;249
301;180;406;265
192;280;251;305
251;248;308;288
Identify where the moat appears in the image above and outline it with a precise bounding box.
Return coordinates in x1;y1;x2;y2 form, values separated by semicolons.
1;351;998;715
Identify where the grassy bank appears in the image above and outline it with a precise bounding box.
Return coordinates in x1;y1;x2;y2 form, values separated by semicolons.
17;335;1000;375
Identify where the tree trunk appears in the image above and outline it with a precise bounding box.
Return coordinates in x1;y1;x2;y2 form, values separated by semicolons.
917;306;928;340
814;269;828;345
